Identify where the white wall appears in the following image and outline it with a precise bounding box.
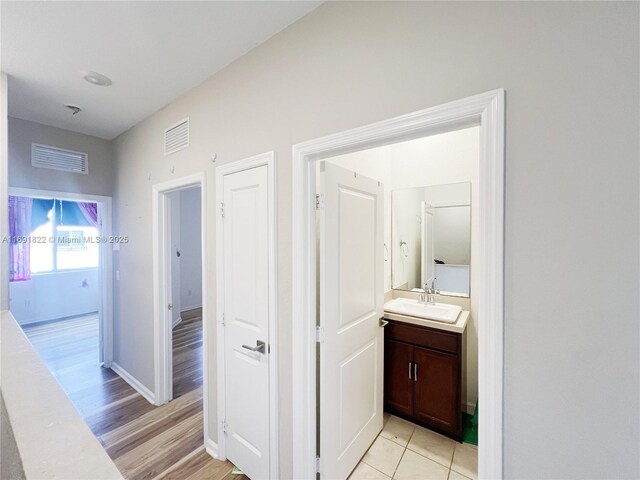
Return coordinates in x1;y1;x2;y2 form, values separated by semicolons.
111;3;639;478
9;269;99;325
168;191;181;325
8;117;113;196
179;188;202;311
167;187;203;326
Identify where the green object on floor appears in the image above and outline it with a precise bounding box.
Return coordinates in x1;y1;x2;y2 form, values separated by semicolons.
463;402;478;445
232;466;243;475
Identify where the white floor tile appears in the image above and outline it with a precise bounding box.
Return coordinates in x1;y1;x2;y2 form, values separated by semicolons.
451;443;478;480
448;470;472;480
348;462;391;480
379;415;416;447
393;450;450;480
362;436;405;477
407;425;456;468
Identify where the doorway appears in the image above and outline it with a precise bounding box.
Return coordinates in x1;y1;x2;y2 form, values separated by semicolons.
167;186;203;400
292;90;505;479
151;173;209;452
8;187;113;368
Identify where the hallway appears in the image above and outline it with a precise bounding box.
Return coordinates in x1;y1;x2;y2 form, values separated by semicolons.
24;309;246;479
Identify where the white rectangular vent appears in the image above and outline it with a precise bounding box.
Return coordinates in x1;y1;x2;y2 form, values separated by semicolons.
31;143;88;174
164;117;190;155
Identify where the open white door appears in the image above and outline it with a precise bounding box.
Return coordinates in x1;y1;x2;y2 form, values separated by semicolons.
221;165;271;479
318;162;384;479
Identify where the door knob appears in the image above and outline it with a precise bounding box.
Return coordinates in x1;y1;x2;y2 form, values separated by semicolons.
242;340;266;354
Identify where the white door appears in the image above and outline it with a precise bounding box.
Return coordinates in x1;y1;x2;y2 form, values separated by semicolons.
421;202;435;289
222;165;271;479
318;162;384;479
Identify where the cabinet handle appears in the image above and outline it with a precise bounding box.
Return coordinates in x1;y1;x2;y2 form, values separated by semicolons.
408;362;412;380
414;363;418;382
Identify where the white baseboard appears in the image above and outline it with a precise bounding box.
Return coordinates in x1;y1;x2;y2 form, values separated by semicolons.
111;362;156;405
172;316;182;329
181;304;202;313
205;438;222;460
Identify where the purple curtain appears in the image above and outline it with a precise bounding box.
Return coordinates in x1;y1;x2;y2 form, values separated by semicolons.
77;202;98;227
8;195;33;282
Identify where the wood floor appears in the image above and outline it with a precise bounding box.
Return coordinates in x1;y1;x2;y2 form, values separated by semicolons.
23;309;248;480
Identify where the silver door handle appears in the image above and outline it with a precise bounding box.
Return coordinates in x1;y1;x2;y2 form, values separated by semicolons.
414;363;418;382
379;318;389;327
242;340;266;354
409;362;412;380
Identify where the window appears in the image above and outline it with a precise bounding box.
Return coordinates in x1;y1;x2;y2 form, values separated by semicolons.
30;199;99;273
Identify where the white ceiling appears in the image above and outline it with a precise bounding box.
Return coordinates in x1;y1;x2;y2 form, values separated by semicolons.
1;1;321;139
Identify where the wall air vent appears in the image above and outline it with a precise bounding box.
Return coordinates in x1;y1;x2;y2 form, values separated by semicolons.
164;117;190;155
31;143;88;174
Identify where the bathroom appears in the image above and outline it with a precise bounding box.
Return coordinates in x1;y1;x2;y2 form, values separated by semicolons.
317;125;479;479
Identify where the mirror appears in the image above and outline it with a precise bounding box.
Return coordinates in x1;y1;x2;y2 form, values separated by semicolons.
391;182;471;297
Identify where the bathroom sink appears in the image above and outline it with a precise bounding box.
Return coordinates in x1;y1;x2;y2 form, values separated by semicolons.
384;298;462;323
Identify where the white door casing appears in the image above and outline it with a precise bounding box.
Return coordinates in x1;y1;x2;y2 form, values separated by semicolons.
216;151;279;479
318;162;384;479
292;90;505;479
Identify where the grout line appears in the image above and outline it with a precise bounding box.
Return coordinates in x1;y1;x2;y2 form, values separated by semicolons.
390;444;407;480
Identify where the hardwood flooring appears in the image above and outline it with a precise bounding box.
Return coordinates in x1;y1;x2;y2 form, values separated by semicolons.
23;310;248;480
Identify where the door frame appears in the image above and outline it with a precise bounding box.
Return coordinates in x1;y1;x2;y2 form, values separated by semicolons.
215;152;279;478
8;186;114;366
292;90;505;479
152;174;208;435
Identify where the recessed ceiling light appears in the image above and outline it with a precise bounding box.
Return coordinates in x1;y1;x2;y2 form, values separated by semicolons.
83;71;112;87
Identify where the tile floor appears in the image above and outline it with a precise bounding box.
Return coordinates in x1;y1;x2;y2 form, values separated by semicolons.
349;413;477;480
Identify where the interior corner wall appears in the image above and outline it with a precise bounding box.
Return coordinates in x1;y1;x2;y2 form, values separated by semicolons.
7;117;114;196
111;3;640;478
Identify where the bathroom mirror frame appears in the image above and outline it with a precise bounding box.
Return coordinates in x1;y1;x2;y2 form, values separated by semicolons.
390;181;472;298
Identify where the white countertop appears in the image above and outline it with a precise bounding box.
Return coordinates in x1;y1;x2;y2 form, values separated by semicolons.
384;309;469;334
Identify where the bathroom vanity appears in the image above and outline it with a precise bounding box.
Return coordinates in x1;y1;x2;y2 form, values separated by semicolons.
383;306;468;442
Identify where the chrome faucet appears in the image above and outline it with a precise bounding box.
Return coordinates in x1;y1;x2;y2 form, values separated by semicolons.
419;278;439;305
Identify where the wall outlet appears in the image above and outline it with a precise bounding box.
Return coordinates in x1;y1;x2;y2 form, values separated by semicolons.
188;289;192;296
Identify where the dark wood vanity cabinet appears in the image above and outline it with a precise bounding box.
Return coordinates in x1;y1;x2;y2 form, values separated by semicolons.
384;319;463;441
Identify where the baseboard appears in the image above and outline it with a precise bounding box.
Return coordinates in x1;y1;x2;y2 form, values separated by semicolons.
181;304;202;313
204;438;221;460
18;310;100;327
111;362;156;405
172;316;182;329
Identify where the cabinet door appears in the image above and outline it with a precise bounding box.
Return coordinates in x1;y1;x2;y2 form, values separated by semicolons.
413;346;460;435
384;339;413;417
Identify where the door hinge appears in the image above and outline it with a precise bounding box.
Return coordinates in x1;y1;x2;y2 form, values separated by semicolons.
315;194;324;210
222;420;228;436
316;455;321;473
220;202;225;218
315;325;324;343
221;311;225;327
